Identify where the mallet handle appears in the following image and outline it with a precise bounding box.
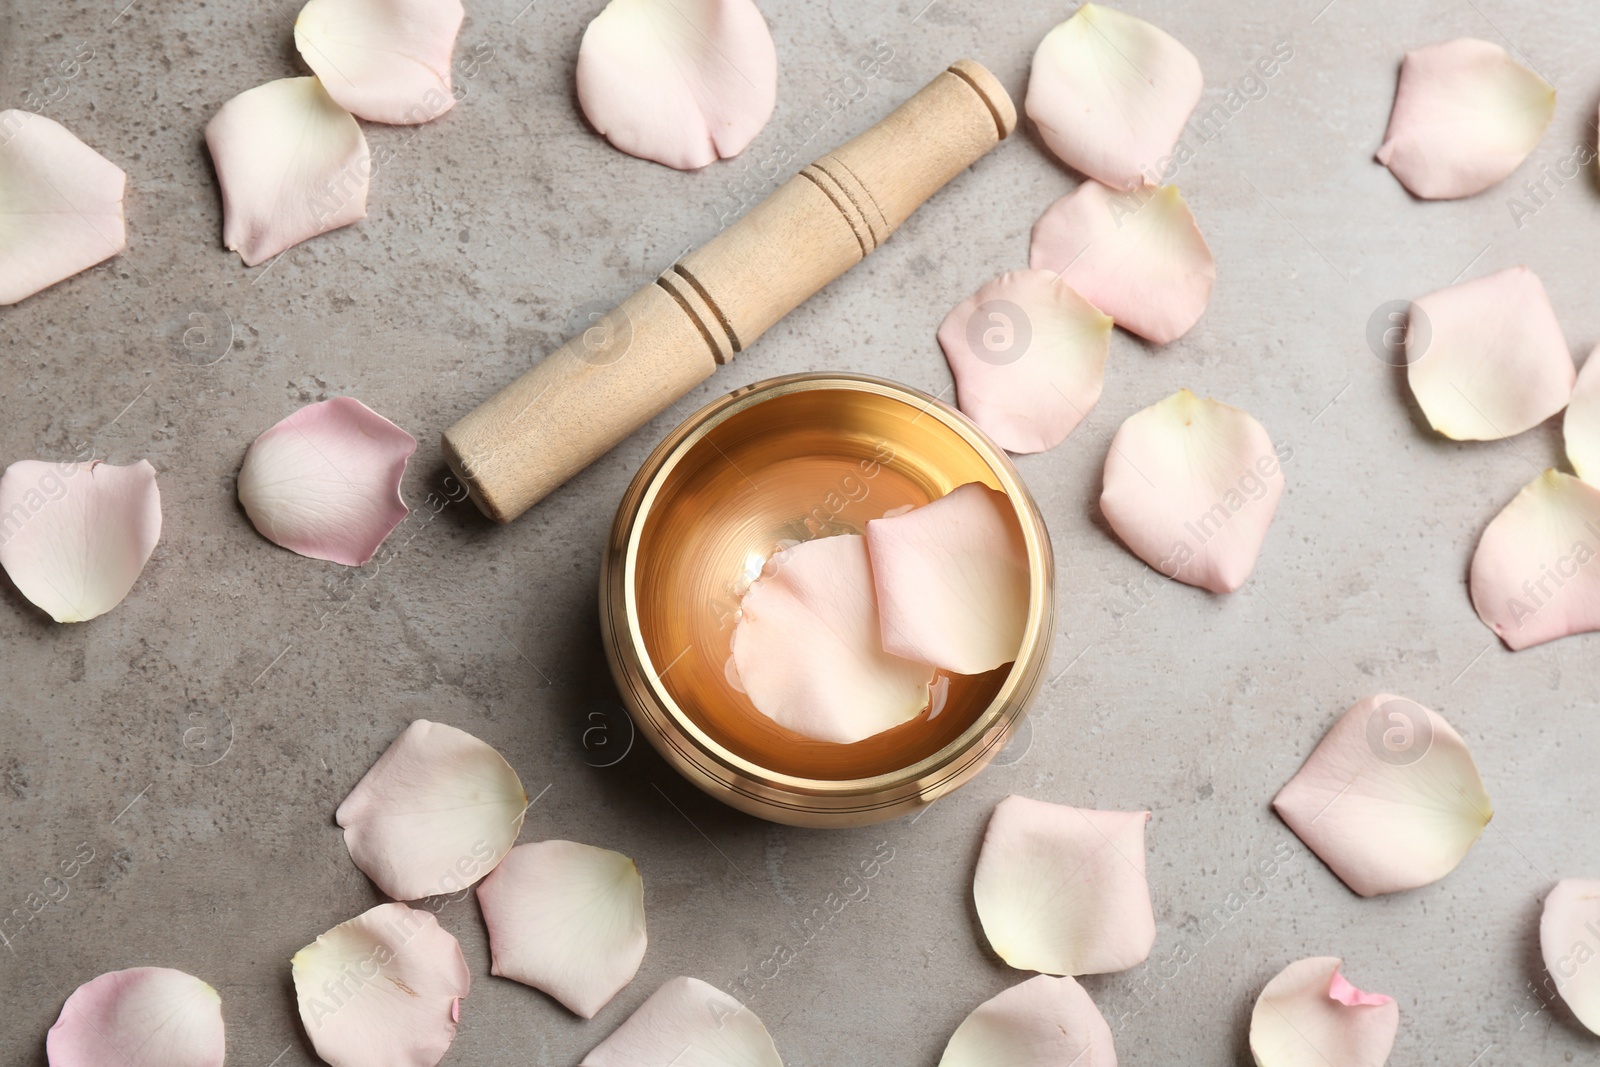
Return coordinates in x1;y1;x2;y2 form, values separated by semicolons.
442;59;1016;523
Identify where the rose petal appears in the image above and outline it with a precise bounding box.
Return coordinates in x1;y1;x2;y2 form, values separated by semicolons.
1273;694;1492;897
336;719;528;901
1406;266;1573;441
1328;969;1394;1008
237;396;416;567
1469;470;1600;650
1099;389;1284;593
0;459;161;623
937;974;1117;1067
865;482;1031;674
477;840;647;1019
1376;38;1554;200
1249;957;1398;1067
580;976;782;1067
294;0;464;125
205;77;370;266
973;795;1155;977
292;903;470;1067
730;534;934;744
1029;181;1214;344
936;269;1114;453
1563;346;1600;484
1024;3;1203;190
1541;878;1600;1035
47;967;224;1067
576;0;777;171
0;110;126;305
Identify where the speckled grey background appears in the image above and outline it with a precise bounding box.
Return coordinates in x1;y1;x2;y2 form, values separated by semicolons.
2;0;1598;1063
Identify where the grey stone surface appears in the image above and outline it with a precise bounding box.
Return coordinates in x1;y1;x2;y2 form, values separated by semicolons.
2;0;1598;1064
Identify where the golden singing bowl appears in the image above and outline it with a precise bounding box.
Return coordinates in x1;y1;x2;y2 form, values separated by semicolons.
600;373;1055;827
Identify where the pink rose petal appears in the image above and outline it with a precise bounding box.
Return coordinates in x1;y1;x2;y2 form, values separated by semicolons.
865;482;1031;675
1025;3;1202;190
1328;969;1394;1008
0;459;161;623
47;967;224;1067
292;903;470;1067
1099;389;1284;593
1273;694;1492;897
1563;345;1600;484
0;110;126;305
938;974;1117;1067
973;795;1155;977
337;719;528;901
1406;266;1573;441
1250;957;1398;1067
205;77;370;266
1469;470;1600;650
477;840;647;1019
936;269;1114;453
237;396;416;567
295;0;464;125
1029;181;1214;344
576;0;777;170
1541;878;1600;1035
581;976;782;1067
730;534;934;744
1377;38;1555;200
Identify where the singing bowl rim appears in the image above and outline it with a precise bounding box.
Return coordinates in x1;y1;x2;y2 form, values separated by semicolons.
600;373;1055;824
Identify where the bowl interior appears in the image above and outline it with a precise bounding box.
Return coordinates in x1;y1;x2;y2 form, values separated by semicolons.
632;384;1023;781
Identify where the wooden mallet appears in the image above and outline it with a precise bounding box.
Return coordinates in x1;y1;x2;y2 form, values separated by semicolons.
442;59;1017;523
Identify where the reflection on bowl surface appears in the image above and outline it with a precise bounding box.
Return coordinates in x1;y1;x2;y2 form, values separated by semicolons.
632;383;1020;780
